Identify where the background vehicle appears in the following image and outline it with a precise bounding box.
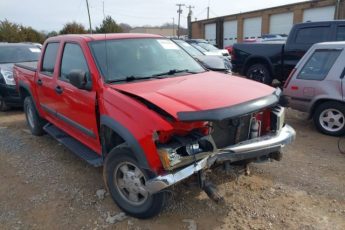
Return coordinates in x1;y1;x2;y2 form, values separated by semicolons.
283;41;345;136
0;43;41;111
185;39;230;58
14;34;295;218
173;39;232;73
232;20;345;84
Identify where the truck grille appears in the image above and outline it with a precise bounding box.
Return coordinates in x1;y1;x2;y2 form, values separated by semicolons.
211;114;251;148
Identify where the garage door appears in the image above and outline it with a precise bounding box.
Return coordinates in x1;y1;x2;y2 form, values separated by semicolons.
223;20;237;47
303;6;335;22
204;23;216;45
243;17;262;39
269;12;293;35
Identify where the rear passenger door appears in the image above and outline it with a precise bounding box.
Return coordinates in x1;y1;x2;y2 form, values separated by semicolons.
55;42;100;153
36;42;60;122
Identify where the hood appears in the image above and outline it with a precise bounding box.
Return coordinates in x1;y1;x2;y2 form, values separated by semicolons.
195;55;231;71
110;72;278;121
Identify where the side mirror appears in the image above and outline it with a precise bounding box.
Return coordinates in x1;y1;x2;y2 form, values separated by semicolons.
67;70;92;90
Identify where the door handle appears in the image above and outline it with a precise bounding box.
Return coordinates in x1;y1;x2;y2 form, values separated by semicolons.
55;85;63;94
37;79;42;86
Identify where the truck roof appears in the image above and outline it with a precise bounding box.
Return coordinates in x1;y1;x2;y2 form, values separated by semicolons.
47;33;164;43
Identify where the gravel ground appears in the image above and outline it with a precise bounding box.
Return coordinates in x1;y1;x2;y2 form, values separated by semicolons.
0;108;344;230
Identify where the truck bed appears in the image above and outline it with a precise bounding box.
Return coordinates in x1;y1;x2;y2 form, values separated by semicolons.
232;42;285;77
15;61;38;72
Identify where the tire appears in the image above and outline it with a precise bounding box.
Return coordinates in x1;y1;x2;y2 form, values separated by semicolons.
24;96;45;136
246;63;272;85
103;145;166;219
0;95;10;112
313;101;345;136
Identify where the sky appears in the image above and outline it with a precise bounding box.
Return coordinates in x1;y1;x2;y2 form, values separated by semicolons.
0;0;307;32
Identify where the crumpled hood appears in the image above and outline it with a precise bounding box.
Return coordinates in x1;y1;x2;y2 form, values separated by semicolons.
110;72;277;120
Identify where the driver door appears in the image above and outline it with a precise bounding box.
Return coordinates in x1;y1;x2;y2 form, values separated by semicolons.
54;42;100;153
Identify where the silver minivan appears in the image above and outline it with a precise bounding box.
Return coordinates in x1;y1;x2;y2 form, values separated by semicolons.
283;41;345;136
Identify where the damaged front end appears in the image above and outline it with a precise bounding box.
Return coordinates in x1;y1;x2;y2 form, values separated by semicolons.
146;88;296;196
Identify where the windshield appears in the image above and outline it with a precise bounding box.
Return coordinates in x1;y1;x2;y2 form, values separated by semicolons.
195;43;219;51
173;40;204;57
0;45;41;63
89;38;205;82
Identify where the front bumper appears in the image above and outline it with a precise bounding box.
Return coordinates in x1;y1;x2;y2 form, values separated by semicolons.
0;83;21;106
146;124;295;194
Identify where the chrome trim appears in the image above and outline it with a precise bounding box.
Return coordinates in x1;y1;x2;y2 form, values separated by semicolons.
145;124;295;194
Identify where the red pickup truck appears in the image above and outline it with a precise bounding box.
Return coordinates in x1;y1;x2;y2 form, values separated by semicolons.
14;34;295;218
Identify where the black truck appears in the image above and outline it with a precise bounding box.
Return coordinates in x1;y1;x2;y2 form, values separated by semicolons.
231;20;345;84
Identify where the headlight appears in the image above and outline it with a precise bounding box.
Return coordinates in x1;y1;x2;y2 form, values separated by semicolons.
0;70;15;86
158;148;182;170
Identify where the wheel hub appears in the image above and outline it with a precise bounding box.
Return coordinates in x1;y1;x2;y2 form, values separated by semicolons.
114;162;149;206
319;108;345;132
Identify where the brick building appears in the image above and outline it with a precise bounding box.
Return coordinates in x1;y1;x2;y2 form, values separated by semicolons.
191;0;345;48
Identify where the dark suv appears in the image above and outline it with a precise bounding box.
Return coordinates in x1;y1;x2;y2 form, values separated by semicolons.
0;43;41;111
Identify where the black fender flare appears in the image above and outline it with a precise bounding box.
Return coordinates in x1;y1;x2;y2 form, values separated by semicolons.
18;81;40;113
100;115;150;170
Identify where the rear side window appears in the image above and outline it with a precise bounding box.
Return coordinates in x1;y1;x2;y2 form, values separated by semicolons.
60;43;89;81
295;27;329;44
336;26;345;41
297;49;342;80
41;43;59;75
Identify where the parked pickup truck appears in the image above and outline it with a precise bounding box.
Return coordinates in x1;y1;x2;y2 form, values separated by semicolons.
232;20;345;84
14;34;295;218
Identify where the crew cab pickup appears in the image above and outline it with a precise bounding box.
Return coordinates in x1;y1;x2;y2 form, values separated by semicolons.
232;20;345;84
14;34;295;219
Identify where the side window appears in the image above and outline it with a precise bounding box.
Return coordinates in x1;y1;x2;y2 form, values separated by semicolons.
297;49;342;81
60;43;89;81
295;27;329;44
41;43;59;76
336;26;345;41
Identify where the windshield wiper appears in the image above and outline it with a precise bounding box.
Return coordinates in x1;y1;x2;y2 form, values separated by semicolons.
106;75;163;83
152;69;198;77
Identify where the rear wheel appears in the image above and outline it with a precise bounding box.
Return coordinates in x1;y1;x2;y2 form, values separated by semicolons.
24;96;45;136
246;63;272;85
313;101;345;136
104;146;166;219
0;95;10;111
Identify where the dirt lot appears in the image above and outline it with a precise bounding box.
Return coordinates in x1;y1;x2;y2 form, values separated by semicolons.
0;109;345;230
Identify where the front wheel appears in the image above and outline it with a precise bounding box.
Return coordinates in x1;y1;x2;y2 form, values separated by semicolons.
246;63;272;85
104;146;166;219
313;101;345;136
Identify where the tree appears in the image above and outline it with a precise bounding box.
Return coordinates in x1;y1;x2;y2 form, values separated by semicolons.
60;22;86;34
46;31;58;38
20;26;45;43
0;19;21;42
95;16;122;33
119;23;132;33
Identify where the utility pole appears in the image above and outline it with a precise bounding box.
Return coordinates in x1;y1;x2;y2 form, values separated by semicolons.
186;5;194;39
176;3;185;38
207;6;210;19
85;0;92;33
172;17;175;36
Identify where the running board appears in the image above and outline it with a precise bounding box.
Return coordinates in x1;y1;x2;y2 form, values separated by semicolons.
43;123;103;167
